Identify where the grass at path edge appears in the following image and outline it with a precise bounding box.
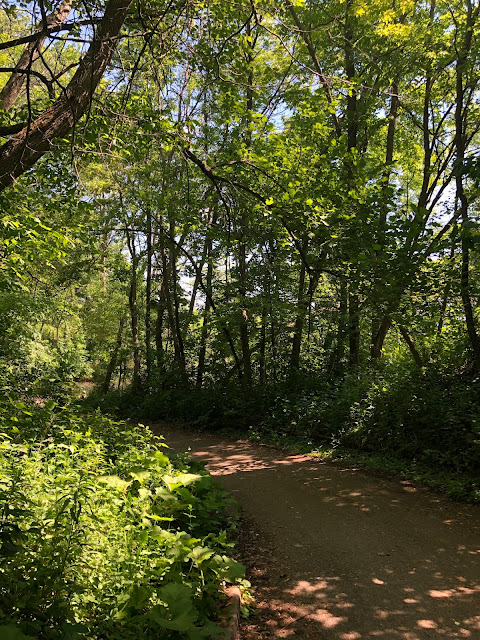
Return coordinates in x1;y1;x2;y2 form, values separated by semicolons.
241;429;480;504
160;420;480;504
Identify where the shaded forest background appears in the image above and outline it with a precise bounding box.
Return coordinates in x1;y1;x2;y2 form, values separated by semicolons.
2;0;480;497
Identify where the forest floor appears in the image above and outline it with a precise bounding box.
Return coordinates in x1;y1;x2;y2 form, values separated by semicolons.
150;423;480;640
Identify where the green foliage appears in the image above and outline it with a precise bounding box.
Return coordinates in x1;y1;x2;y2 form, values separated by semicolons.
2;0;480;517
91;361;480;503
0;400;244;639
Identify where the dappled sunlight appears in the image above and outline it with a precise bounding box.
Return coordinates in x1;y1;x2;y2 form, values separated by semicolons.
155;426;480;639
192;446;275;475
245;568;480;638
260;570;480;639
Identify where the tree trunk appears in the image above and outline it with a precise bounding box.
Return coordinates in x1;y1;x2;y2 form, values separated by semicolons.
236;17;255;388
348;290;360;367
102;313;126;393
328;280;348;373
169;221;188;383
145;208;153;382
0;0;73;111
158;219;187;383
126;229;141;389
259;302;267;386
344;0;361;367
196;224;215;388
455;4;480;370
437;240;455;335
371;316;392;359
196;298;211;388
398;325;424;368
371;81;399;358
0;0;133;191
290;255;307;372
155;284;167;372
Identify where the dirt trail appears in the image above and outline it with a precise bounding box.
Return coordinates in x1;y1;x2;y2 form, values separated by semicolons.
151;424;480;640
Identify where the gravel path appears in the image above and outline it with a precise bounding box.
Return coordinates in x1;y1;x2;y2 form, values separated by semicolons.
150;423;480;640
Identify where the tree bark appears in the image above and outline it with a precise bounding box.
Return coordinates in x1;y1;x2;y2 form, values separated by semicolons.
371;316;392;359
236;16;255;388
0;0;133;191
328;279;348;373
196;236;214;388
155;284;167;372
290;254;307;372
158;218;187;383
348;290;360;367
398;325;424;368
102;313;126;393
0;0;73;111
169;220;188;383
437;240;455;335
344;0;361;367
259;302;267;387
126;228;141;389
145;208;153;382
370;82;398;358
455;1;480;371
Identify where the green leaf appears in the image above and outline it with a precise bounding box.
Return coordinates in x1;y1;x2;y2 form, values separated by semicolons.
162;473;203;491
212;555;245;582
128;467;151;483
97;475;130;490
190;546;215;563
155;487;178;501
153;450;170;466
127;584;151;610
150;583;198;632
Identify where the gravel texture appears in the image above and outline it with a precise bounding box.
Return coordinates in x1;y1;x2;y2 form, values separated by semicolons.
151;423;480;640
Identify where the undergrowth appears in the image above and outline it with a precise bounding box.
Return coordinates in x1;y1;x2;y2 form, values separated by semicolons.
0;397;245;640
85;363;480;503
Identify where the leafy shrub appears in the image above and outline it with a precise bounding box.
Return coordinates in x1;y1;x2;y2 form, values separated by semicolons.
343;369;480;473
0;400;244;640
87;363;480;497
86;384;265;431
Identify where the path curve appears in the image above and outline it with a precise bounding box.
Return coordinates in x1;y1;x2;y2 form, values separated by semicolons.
150;423;480;640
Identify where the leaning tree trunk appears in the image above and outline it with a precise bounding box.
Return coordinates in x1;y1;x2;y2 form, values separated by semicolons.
0;0;133;191
398;325;424;368
371;316;392;360
0;0;73;111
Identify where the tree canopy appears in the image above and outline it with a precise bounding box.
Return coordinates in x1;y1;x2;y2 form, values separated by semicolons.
1;0;480;476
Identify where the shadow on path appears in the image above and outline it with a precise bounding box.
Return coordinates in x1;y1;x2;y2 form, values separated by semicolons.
152;424;480;640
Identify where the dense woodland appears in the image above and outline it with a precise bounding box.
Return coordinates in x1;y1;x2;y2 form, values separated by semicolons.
2;0;480;467
3;0;480;469
1;0;480;637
